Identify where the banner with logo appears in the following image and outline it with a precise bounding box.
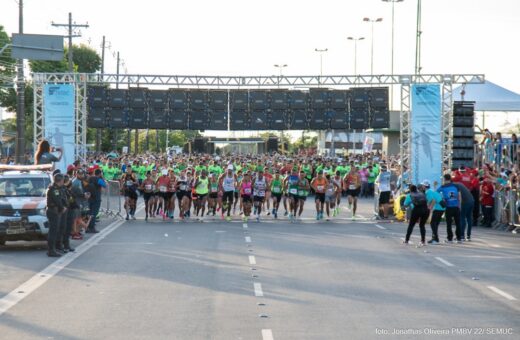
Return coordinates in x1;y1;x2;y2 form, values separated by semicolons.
411;84;442;187
43;84;75;172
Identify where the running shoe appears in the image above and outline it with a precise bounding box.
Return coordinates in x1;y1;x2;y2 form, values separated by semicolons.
444;239;454;244
274;211;278;219
226;216;232;222
417;242;426;247
316;213;320;220
256;216;260;223
284;211;288;216
427;239;439;245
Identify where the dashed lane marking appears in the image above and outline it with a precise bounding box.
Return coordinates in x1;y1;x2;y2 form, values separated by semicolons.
375;224;386;230
435;257;455;267
254;282;264;297
487;286;517;301
262;329;274;340
249;255;257;265
245;236;252;243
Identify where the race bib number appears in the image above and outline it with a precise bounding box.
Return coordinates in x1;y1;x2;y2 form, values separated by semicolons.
272;187;281;193
211;187;218;193
179;184;187;191
126;181;133;187
145;184;152;190
349;184;357;190
257;190;265;197
289;188;297;194
159;186;167;193
244;188;252;195
317;185;324;191
298;190;305;196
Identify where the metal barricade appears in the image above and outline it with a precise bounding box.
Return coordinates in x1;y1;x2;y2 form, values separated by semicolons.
474;142;520;169
100;180;124;219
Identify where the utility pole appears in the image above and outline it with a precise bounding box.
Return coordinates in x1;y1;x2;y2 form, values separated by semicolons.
314;48;328;87
95;35;106;152
15;0;25;164
415;0;422;74
52;12;89;72
274;64;288;154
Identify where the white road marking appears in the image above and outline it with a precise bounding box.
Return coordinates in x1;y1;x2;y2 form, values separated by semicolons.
243;223;248;229
435;257;455;267
375;224;386;230
473;238;502;248
245;236;252;243
249;255;257;265
0;214;131;316
262;329;274;340
254;282;264;297
487;286;517;301
215;230;226;233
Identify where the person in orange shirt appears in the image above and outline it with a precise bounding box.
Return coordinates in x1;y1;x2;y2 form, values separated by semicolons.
344;166;362;218
311;170;328;220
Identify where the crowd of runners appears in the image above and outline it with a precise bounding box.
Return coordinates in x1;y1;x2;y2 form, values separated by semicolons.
91;153;389;223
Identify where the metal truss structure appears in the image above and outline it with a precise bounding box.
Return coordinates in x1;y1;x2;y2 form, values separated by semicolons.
33;72;484;173
33;73;88;161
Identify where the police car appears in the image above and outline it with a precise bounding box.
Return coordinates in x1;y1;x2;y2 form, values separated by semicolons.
0;164;52;245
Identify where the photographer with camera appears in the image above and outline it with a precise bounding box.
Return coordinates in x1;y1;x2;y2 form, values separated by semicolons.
35;140;63;166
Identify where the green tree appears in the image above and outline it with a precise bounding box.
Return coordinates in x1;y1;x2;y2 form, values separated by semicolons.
71;44;101;73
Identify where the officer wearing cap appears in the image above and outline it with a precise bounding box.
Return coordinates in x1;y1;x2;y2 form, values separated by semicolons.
46;173;67;257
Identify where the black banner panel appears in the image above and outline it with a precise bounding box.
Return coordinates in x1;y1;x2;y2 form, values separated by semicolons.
209;91;228;110
310;110;329;129
350;88;369;109
250;91;269;110
289;110;308;129
108;89;128;108
230;91;249;110
310;90;329;109
108;108;128;128
128;88;147;108
369;87;389;108
169;110;188;130
270;91;288;110
190;110;208;130
208;111;228;130
149;90;168;109
87;86;107;108
230;111;250;130
330;91;348;109
330;110;349;129
251;111;269;130
190;90;208;111
289;91;308;110
128;108;148;129
350;109;369;129
270;110;287;130
170;90;189;110
149;109;168;129
87;107;106;128
370;108;389;129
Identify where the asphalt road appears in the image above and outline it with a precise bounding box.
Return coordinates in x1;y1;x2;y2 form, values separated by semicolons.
0;198;519;340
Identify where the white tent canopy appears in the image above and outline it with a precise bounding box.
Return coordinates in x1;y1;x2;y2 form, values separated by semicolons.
452;80;520;112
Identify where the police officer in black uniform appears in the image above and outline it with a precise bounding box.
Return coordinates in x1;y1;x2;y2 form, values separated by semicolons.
46;173;67;257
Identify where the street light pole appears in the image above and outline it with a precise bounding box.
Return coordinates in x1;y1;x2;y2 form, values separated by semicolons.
415;0;422;74
274;64;288;153
382;0;404;110
347;37;365;76
314;48;328;87
363;17;383;76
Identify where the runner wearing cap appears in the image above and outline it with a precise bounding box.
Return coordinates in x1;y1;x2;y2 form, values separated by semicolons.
285;167;300;221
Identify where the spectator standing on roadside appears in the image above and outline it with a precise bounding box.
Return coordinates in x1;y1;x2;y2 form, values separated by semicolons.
86;169;106;233
402;184;429;246
480;177;495;228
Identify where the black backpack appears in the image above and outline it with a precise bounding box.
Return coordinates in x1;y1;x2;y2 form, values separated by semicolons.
411;192;427;208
